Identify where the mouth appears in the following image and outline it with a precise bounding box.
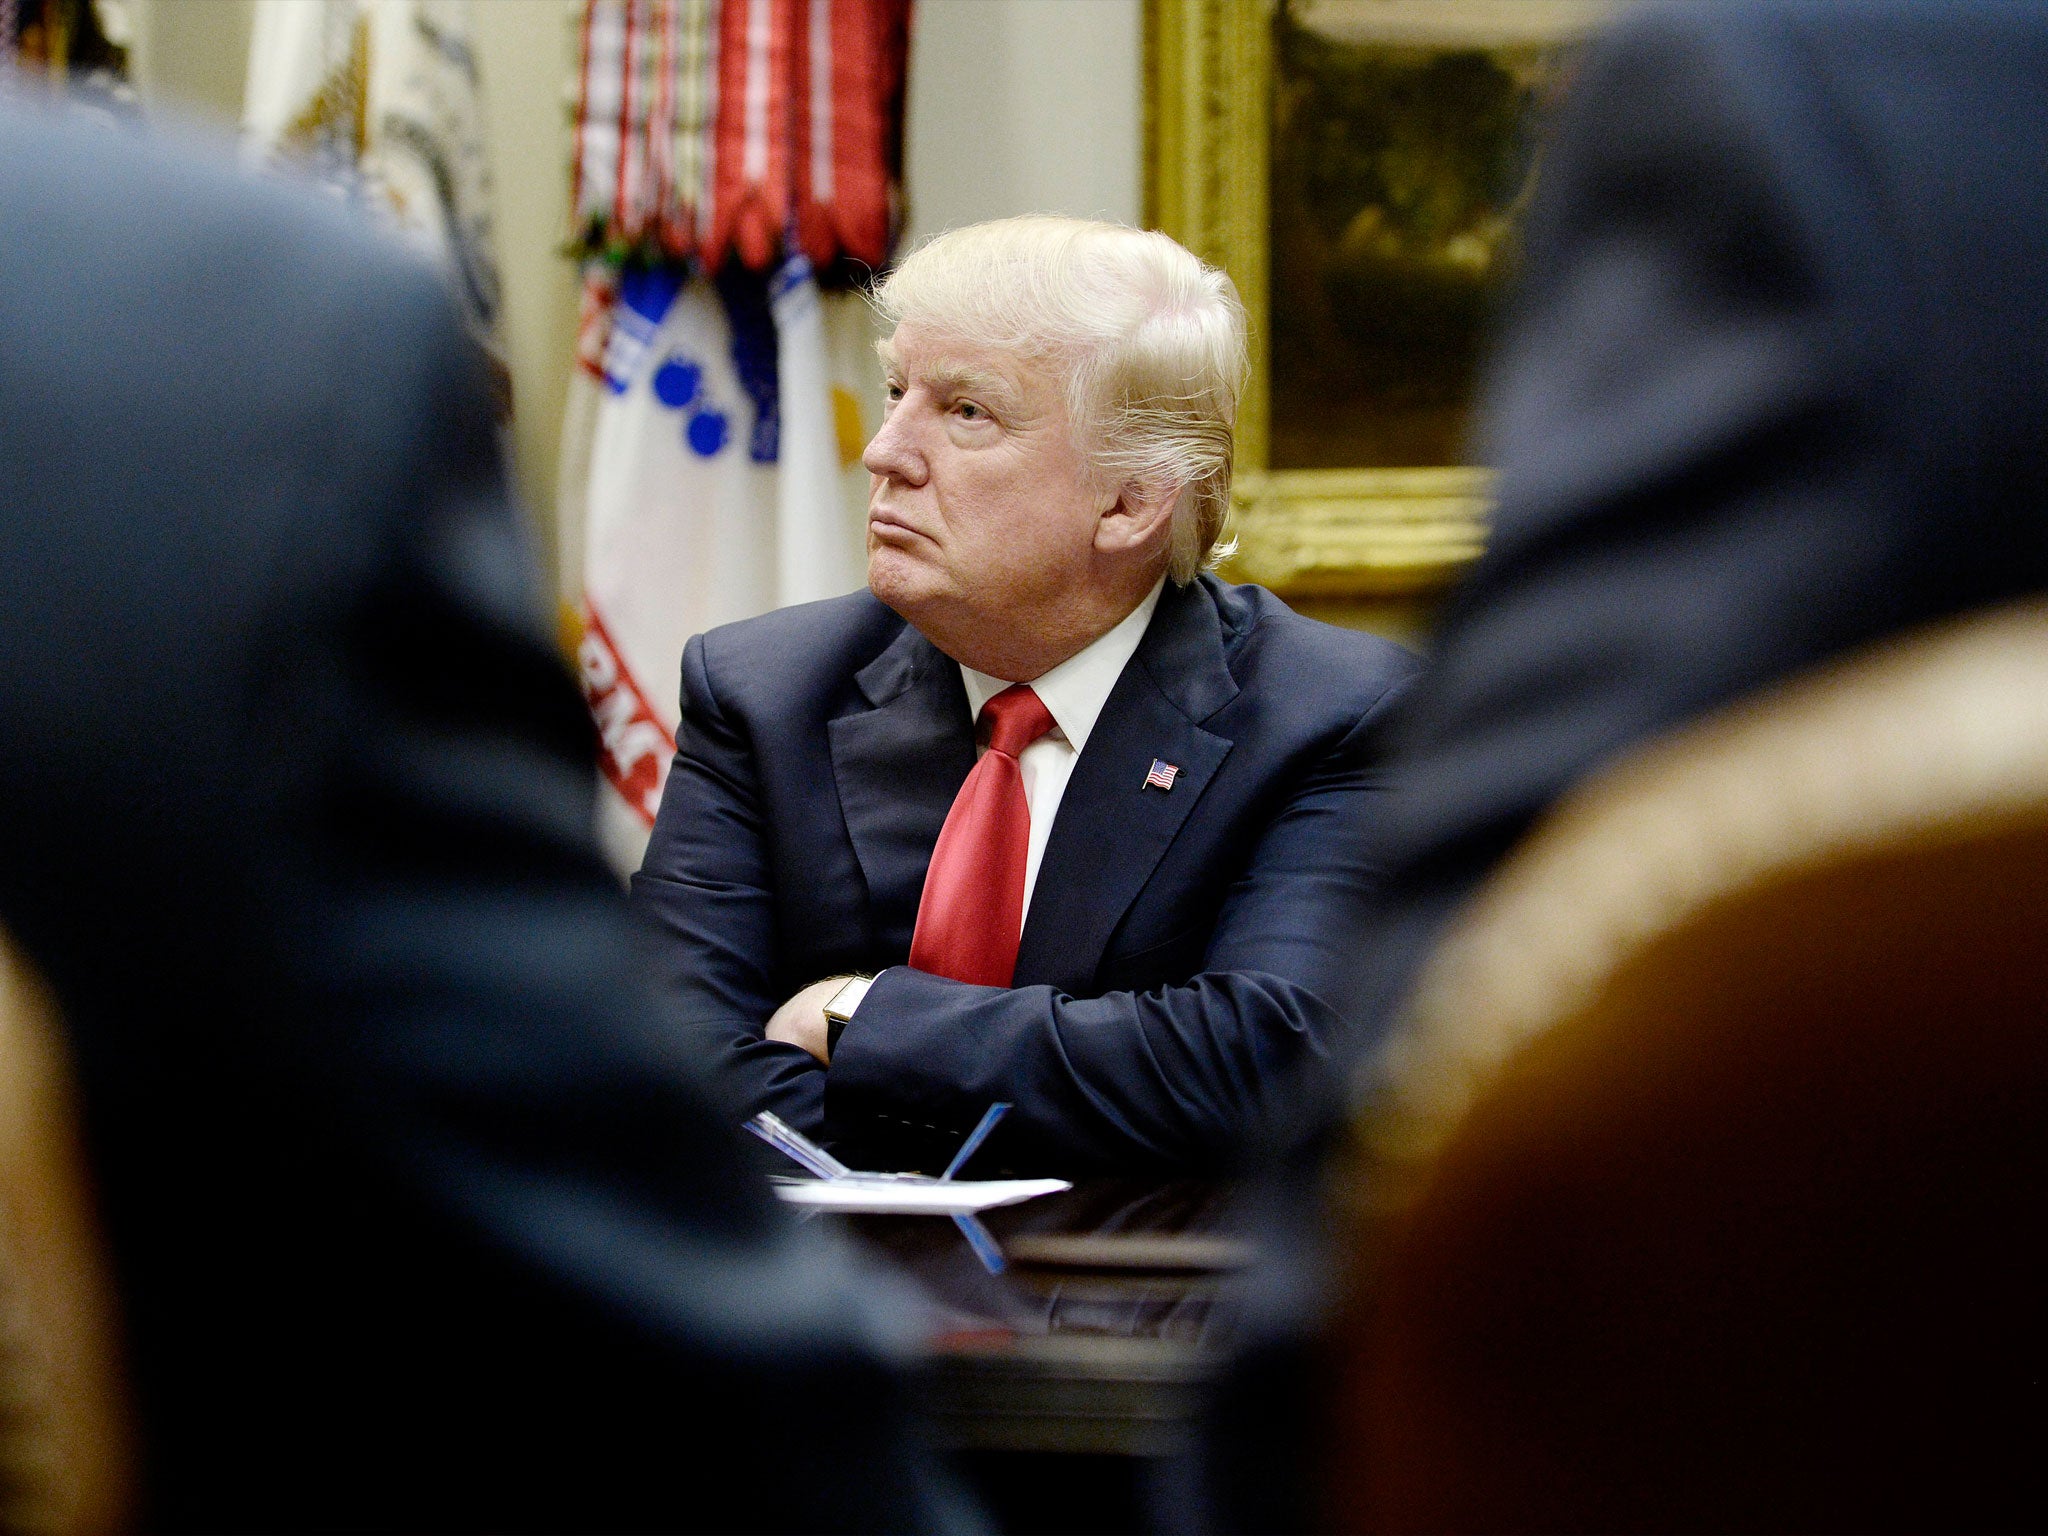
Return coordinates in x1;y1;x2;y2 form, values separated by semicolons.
867;506;934;546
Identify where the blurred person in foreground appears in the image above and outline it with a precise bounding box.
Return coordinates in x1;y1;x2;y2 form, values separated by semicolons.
629;217;1418;1177
1201;0;2048;1526
1350;0;2048;1041
0;95;954;1532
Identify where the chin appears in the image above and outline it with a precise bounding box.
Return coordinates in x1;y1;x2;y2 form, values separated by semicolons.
866;548;942;619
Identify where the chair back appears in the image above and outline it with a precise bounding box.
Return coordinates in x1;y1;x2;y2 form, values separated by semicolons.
1330;598;2048;1531
0;933;133;1534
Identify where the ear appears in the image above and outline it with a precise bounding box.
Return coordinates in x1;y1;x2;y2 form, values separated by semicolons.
1094;479;1180;557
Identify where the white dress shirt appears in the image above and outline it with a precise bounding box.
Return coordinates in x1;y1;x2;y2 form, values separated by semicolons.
958;578;1165;933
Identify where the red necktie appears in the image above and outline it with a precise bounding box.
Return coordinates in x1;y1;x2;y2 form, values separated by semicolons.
907;685;1057;986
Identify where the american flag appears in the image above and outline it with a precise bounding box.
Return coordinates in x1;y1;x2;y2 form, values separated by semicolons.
1144;759;1179;792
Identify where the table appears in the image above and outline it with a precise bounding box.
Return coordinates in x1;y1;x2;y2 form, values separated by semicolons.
835;1181;1250;1459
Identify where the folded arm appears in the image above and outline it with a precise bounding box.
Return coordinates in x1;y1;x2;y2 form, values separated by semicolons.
827;697;1408;1175
631;630;835;1134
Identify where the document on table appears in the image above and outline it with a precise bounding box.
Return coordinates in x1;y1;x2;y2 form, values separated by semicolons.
747;1104;1065;1216
768;1176;1071;1215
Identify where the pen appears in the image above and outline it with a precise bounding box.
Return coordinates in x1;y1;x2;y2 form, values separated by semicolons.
941;1102;1011;1181
745;1111;854;1181
952;1213;1007;1274
747;1102;1012;1184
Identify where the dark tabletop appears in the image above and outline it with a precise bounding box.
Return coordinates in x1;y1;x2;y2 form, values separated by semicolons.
831;1181;1248;1456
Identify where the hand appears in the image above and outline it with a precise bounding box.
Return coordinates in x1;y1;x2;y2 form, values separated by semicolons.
764;976;852;1064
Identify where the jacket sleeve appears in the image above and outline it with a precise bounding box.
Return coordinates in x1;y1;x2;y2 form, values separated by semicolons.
823;681;1411;1175
631;631;832;1135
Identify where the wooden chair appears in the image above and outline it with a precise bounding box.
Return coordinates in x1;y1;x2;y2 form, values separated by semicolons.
1328;598;2048;1532
0;934;133;1534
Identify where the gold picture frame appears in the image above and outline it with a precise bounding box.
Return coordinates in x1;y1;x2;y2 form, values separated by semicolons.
1146;0;1606;615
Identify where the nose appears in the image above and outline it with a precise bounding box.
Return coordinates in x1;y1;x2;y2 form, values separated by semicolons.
862;403;927;485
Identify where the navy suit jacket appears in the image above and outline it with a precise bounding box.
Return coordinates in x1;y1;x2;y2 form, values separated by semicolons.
0;100;949;1533
631;575;1417;1175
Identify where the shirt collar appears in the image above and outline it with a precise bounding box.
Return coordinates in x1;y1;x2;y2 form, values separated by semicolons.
959;578;1166;753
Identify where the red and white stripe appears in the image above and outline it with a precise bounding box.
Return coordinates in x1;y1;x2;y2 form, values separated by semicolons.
571;0;625;239
577;606;678;826
793;0;895;270
704;0;795;272
572;0;908;270
659;0;719;255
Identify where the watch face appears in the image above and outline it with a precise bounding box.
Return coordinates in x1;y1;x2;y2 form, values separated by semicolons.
825;978;864;1020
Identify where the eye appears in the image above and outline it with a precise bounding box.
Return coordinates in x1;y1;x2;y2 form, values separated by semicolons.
955;400;985;421
883;381;905;404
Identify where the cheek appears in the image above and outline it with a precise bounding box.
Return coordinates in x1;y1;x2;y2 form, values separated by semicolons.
1006;479;1100;566
930;453;1095;582
970;506;1076;598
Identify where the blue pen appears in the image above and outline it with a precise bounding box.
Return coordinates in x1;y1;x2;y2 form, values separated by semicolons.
941;1102;1011;1182
942;1106;1014;1272
951;1213;1007;1274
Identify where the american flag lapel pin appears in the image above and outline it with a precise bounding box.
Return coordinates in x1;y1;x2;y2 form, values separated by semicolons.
1144;758;1180;792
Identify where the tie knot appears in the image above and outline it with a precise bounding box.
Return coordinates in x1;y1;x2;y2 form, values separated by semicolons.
979;684;1056;758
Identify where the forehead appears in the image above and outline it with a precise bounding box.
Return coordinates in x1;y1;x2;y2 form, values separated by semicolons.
879;326;1060;400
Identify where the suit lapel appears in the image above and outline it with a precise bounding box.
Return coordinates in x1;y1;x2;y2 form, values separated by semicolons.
1013;580;1239;992
828;624;976;957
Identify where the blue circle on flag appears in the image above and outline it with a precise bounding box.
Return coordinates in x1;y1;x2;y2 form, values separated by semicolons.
687;409;730;457
652;356;703;410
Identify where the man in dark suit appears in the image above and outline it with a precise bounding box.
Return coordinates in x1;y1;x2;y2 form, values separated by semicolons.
0;98;950;1532
1348;0;2048;1043
632;217;1417;1176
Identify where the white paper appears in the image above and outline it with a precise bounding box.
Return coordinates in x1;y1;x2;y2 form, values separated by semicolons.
770;1177;1072;1215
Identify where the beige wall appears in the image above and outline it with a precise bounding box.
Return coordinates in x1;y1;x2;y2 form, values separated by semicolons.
468;0;584;588
903;0;1141;250
127;0;254;126
126;0;1143;588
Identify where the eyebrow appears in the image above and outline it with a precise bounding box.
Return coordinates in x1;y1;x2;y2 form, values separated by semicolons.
875;344;1024;411
924;365;1022;408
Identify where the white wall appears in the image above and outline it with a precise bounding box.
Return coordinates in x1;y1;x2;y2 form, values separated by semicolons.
124;0;1144;581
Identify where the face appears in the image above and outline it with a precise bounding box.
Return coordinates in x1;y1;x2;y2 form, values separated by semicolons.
863;325;1114;655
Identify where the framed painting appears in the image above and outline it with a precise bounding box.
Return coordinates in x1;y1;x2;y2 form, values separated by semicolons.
1146;0;1610;624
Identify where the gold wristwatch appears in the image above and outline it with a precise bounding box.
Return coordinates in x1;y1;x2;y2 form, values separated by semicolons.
822;974;874;1055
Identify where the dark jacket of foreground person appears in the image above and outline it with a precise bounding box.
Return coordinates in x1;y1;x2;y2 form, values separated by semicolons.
0;99;951;1533
1206;2;2048;1529
1351;0;2048;1039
